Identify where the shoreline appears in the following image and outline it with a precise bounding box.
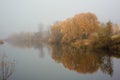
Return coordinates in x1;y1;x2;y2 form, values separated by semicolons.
0;40;4;44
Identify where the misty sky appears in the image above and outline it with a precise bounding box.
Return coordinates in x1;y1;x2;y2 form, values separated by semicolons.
0;0;120;38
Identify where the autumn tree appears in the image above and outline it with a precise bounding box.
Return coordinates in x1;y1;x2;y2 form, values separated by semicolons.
72;12;99;39
60;18;78;43
60;12;99;44
49;22;63;44
49;12;119;50
113;24;119;34
90;21;113;49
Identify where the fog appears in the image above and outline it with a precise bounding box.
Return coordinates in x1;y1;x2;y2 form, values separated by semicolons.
0;0;120;38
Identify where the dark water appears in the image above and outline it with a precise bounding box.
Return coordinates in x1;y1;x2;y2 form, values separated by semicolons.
0;42;120;80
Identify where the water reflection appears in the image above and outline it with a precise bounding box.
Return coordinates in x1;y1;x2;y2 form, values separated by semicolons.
101;55;113;76
0;54;15;80
50;45;120;76
6;39;50;58
6;40;120;76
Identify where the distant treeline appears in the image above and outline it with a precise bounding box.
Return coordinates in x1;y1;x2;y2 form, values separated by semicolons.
6;12;120;51
6;27;50;44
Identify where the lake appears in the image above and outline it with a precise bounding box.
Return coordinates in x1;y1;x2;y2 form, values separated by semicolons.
0;42;120;80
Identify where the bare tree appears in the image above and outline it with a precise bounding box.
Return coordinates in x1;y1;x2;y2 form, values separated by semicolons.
0;54;15;80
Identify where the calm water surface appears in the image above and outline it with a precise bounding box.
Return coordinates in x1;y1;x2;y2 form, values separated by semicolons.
0;42;120;80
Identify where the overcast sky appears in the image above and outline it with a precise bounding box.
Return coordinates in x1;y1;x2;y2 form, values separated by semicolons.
0;0;120;38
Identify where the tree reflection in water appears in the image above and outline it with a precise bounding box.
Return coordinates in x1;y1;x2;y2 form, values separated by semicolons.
0;53;15;80
50;45;120;76
6;39;120;76
6;39;50;58
101;56;113;76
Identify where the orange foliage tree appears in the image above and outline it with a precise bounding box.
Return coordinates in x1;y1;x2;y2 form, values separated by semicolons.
73;13;99;38
49;22;63;44
113;24;119;34
49;12;100;44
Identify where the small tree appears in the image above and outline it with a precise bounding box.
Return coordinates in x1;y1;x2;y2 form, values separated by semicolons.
113;24;119;34
91;21;113;49
49;22;63;44
0;54;15;80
